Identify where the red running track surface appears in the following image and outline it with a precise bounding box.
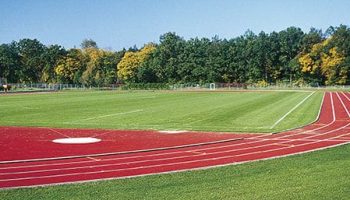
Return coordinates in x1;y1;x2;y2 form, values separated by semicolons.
1;91;350;189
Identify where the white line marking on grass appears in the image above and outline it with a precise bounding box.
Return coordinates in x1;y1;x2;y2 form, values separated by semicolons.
270;91;315;129
68;109;143;123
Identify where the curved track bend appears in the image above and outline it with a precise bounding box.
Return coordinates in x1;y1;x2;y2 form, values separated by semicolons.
1;91;350;189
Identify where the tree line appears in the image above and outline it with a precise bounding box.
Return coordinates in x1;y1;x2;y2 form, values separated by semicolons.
1;25;349;86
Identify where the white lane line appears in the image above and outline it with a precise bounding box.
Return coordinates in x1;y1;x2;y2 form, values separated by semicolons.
0;93;335;169
91;130;114;138
0;138;243;164
270;91;315;129
330;92;336;121
341;92;350;101
336;92;350;117
0;93;337;169
0;127;350;176
2;129;350;183
68;109;143;123
3;121;349;176
4;92;350;187
86;157;101;161
342;91;350;109
5;137;350;172
0;95;335;169
47;128;70;138
3;139;349;190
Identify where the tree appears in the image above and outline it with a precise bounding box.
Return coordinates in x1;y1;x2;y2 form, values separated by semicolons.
41;45;67;83
301;28;323;53
152;32;186;83
17;39;45;82
321;47;345;85
299;37;346;85
299;39;326;85
0;42;21;83
278;27;304;83
80;48;123;86
117;44;156;82
81;39;98;49
1;25;349;86
55;49;87;83
330;25;350;84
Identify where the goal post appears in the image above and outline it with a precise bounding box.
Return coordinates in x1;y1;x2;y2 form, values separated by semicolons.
209;83;216;90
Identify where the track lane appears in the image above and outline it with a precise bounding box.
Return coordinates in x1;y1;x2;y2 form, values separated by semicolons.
1;91;350;189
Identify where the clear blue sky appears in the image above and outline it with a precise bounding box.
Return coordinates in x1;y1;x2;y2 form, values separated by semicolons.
1;0;349;50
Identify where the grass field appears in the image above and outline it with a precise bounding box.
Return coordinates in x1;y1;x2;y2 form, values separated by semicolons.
0;90;323;133
1;140;349;200
3;89;346;200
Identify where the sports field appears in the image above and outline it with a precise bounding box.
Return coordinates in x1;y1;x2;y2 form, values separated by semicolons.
0;90;323;133
1;90;350;199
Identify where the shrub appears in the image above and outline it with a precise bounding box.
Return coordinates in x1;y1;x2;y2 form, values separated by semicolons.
122;83;170;90
256;80;269;87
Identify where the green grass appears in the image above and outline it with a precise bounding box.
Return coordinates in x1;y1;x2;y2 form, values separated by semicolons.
0;90;323;133
1;90;348;199
1;142;349;200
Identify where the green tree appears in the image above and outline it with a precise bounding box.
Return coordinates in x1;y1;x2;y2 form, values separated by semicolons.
81;39;98;49
0;42;21;83
152;32;186;83
278;27;304;83
41;45;67;83
17;39;45;82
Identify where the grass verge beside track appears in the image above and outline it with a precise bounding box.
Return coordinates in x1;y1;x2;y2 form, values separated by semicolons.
1;143;349;200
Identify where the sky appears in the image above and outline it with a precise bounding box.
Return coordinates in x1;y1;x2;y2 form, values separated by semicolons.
1;0;350;50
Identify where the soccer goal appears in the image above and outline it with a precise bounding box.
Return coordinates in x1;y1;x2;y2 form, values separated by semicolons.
209;83;216;90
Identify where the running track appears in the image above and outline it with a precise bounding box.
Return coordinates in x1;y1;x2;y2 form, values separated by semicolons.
1;91;350;189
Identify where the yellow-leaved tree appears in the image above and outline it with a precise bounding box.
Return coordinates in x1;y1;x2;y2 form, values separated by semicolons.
81;48;104;85
117;44;156;82
321;47;345;85
55;49;87;83
299;40;326;75
299;38;345;85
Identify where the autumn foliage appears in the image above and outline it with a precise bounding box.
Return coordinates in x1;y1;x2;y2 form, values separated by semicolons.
117;44;156;82
1;25;350;86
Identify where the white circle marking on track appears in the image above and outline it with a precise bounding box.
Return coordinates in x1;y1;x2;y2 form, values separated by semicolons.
52;137;101;144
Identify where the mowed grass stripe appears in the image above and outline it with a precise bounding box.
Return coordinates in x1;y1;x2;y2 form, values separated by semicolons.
0;90;322;133
270;91;315;129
